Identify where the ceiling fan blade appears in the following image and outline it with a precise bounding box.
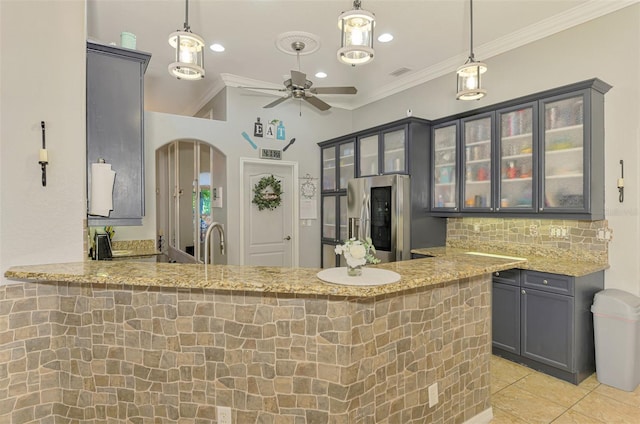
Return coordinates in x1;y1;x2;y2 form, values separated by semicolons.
310;86;358;95
264;95;291;109
238;86;287;92
304;95;331;111
290;70;307;87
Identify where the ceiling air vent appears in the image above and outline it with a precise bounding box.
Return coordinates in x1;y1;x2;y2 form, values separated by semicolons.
389;67;412;77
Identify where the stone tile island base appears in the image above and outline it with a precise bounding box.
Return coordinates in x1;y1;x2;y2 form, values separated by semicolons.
0;275;491;423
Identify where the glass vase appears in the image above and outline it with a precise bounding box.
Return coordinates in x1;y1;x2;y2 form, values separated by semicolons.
347;264;363;277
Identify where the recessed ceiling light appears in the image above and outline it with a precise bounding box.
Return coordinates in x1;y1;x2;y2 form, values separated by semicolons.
315;72;327;79
378;33;394;43
210;43;225;52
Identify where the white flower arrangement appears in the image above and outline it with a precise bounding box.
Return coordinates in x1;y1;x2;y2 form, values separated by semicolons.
334;237;381;268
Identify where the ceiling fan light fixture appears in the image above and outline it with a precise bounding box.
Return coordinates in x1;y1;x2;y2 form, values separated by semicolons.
168;0;205;80
456;0;486;100
337;1;375;66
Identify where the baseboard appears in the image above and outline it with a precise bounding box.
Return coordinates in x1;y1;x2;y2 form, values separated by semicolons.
463;407;493;424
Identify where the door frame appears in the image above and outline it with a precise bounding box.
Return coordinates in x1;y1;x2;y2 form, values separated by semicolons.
239;158;299;267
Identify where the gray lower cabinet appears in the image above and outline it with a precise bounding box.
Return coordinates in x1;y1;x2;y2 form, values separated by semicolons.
492;269;521;355
86;42;151;226
492;269;603;384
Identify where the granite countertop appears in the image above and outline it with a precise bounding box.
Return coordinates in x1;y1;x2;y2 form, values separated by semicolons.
411;246;609;277
4;253;525;298
111;249;161;259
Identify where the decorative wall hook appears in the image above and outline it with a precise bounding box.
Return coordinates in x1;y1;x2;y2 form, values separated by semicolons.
39;121;48;187
618;159;624;203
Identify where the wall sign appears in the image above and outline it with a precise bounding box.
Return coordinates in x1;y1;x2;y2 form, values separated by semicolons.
260;148;282;160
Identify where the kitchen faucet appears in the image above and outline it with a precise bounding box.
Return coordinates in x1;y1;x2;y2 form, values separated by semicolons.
203;222;225;265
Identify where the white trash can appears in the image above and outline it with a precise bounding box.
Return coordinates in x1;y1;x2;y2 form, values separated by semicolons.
591;289;640;391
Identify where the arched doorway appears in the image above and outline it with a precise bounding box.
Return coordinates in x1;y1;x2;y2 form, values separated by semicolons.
156;140;227;264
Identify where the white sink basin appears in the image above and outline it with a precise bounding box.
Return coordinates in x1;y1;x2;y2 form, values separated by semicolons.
464;251;526;261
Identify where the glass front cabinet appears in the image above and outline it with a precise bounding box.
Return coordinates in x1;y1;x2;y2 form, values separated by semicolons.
430;79;610;220
358;126;407;177
539;91;590;214
462;113;493;212
432;122;459;211
320;138;355;267
496;103;537;212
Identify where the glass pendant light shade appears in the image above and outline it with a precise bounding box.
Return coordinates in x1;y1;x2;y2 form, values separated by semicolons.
168;30;205;80
456;0;486;100
168;0;205;80
337;1;375;66
456;60;487;100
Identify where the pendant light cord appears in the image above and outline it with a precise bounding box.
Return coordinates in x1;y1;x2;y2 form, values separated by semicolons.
469;0;475;61
184;0;191;32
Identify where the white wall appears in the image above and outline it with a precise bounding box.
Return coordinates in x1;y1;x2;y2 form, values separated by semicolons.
142;88;353;267
0;0;86;282
353;5;640;295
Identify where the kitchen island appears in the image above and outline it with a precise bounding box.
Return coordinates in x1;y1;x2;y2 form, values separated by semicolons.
2;254;525;424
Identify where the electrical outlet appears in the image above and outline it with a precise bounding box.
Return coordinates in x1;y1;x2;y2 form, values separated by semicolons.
428;382;438;407
217;406;231;424
473;223;480;233
529;224;538;237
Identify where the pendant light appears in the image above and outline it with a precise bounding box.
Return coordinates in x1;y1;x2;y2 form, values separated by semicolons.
168;0;205;80
337;0;375;66
456;0;487;100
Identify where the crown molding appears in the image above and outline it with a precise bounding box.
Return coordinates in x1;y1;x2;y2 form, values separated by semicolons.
352;0;639;110
182;76;228;117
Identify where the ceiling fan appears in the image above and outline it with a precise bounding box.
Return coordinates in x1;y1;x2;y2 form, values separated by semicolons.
240;41;357;111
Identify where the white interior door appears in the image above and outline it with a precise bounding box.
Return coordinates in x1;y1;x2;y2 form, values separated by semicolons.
240;159;298;267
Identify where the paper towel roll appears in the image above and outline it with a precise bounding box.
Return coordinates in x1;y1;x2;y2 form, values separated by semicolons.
89;163;116;217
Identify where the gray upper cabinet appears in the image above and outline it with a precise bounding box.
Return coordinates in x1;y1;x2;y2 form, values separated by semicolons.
357;126;408;177
86;42;151;226
430;78;611;220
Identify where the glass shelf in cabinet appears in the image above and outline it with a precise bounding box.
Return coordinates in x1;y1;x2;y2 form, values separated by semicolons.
501;153;532;160
502;132;533;141
544;124;583;134
501;177;533;184
466;139;491;147
466;180;490;185
546;173;583;179
467;158;491;164
545;147;583;157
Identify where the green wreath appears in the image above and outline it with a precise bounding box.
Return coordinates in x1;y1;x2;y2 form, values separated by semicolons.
252;175;283;211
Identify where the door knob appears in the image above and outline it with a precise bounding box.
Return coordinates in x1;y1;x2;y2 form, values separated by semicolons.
284;236;291;241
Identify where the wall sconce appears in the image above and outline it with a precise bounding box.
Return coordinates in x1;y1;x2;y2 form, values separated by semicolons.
168;0;205;80
337;0;375;66
39;121;48;187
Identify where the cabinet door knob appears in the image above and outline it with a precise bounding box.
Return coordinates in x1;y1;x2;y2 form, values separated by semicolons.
495;272;500;276
543;279;548;285
521;290;526;294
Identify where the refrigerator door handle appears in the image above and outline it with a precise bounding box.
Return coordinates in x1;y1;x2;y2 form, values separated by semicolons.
362;193;371;240
348;218;359;240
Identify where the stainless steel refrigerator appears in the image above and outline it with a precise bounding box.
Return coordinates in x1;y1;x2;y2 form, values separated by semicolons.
347;174;411;263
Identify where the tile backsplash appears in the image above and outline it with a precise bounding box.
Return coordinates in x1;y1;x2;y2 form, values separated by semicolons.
447;218;610;263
